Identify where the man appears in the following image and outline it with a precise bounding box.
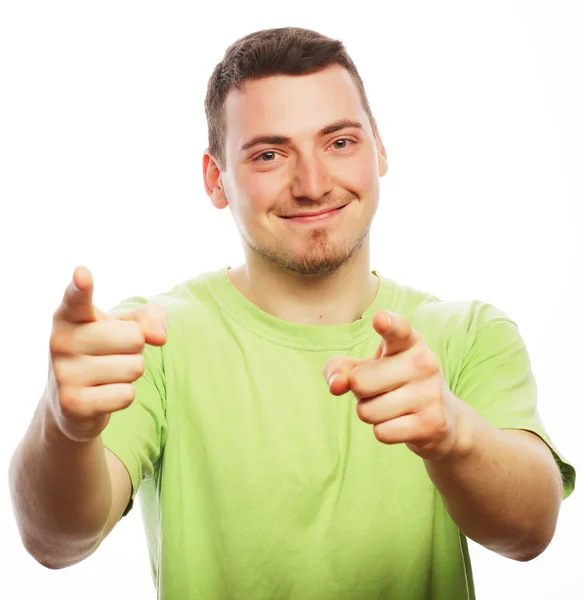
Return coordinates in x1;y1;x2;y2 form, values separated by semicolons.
9;26;576;599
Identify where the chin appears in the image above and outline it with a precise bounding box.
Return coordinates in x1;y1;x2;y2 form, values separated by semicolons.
245;220;370;276
266;241;364;276
281;256;348;276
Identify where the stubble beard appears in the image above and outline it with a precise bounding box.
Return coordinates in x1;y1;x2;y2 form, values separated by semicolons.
244;221;371;276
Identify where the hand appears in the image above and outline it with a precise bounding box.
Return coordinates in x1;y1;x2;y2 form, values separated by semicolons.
45;265;168;443
323;309;462;460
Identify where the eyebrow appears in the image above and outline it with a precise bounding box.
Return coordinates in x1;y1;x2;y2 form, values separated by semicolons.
239;119;364;153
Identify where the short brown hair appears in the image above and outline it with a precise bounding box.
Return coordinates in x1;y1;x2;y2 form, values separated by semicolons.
204;27;376;171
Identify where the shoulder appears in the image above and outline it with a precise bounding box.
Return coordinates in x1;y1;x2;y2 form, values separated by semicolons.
104;269;228;370
382;275;517;358
106;268;225;327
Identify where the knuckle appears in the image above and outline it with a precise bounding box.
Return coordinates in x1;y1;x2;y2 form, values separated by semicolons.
51;360;69;386
356;401;374;424
125;321;146;351
428;356;440;373
59;387;84;417
129;354;145;379
422;408;447;436
49;328;73;356
113;383;136;410
123;383;136;403
422;378;442;403
373;423;386;443
355;400;367;420
431;415;448;437
348;370;365;396
413;346;438;373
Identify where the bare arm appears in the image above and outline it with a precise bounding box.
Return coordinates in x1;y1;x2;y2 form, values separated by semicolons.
424;397;564;562
9;400;131;568
324;309;566;563
8;266;166;569
101;448;133;541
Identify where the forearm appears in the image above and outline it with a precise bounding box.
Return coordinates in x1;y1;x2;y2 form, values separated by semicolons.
8;394;112;569
425;397;563;561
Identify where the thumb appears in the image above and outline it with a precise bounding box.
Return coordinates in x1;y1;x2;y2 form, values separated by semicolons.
323;355;368;396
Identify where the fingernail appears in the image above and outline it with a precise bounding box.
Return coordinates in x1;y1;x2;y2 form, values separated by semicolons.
154;323;166;336
328;372;340;386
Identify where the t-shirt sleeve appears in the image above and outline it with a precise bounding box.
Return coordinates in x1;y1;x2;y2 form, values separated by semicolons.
101;296;168;517
452;303;576;500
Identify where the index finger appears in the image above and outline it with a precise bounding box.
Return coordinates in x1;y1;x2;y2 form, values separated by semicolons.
373;310;418;357
54;265;99;324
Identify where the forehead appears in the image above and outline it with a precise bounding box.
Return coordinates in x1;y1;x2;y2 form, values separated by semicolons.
224;66;368;150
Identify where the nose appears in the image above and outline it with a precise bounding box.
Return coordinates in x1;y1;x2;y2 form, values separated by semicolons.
290;153;334;201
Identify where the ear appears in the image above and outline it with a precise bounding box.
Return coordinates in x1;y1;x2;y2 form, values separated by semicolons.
203;150;228;209
373;122;388;177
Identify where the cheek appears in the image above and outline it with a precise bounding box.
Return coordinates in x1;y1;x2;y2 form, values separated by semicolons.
244;191;277;221
251;172;286;205
333;152;378;193
230;172;278;219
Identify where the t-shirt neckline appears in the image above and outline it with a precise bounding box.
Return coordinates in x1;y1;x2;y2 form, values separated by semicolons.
206;266;395;351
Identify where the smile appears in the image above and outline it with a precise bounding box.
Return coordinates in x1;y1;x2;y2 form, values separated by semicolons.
280;204;348;224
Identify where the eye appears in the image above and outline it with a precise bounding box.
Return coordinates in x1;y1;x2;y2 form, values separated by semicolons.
331;138;355;150
251;138;356;162
253;151;278;163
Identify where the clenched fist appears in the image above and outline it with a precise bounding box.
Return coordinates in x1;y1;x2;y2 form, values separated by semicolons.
46;265;168;443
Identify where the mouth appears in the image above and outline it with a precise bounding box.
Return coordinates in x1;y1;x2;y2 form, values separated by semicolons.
280;204;349;223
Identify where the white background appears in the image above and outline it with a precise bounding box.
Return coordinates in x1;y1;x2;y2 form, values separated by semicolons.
1;1;581;598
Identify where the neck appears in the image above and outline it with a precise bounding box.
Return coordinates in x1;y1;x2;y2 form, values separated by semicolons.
227;243;379;326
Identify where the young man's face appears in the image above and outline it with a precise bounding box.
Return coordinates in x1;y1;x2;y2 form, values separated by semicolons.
206;64;388;275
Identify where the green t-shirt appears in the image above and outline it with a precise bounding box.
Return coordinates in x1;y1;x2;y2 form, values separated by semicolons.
102;266;575;600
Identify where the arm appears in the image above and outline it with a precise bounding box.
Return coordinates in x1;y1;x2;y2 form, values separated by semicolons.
424;396;564;562
324;308;571;563
8;265;166;569
9;393;132;569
